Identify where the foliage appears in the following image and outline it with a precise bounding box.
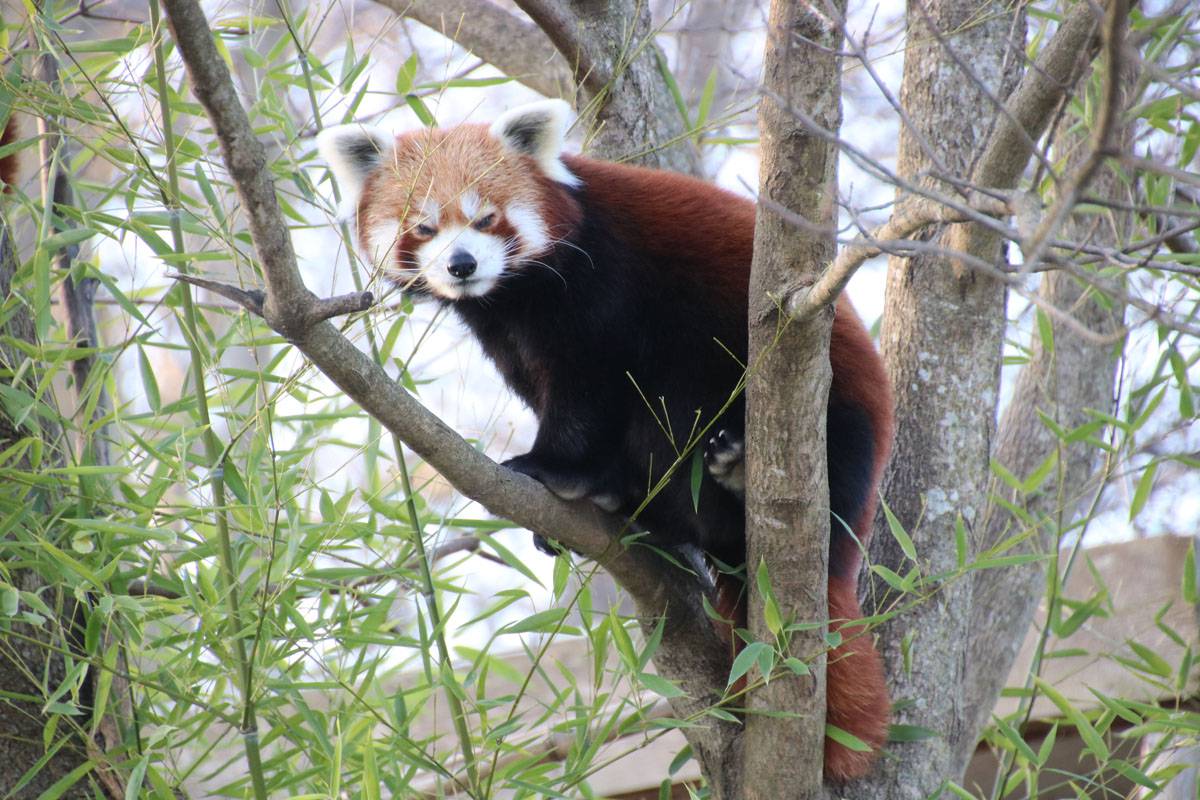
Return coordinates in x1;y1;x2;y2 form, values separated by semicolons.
0;0;1197;798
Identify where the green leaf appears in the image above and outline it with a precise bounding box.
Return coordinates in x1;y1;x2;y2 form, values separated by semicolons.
887;724;938;742
221;460;251;505
882;501;917;562
42;227;100;252
136;346;161;412
0;585;17;616
1184;541;1197;605
755;558;783;635
695;67;718;132
417;76;514;90
1129;461;1157;521
668;743;693;776
639;672;685;698
870;564;913;592
954;515;968;570
477;533;542;586
825;724;872;752
123;754;149;800
638;616;666;672
395;53;419;95
551;552;569;600
993;716;1038;764
653;49;689;127
783;656;809;676
1034;677;1109;760
1126;639;1172;678
1035;307;1054;352
728;642;770;686
503;608;567;635
406;94;436;127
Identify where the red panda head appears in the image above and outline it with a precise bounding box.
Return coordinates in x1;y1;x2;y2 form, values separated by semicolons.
317;100;582;300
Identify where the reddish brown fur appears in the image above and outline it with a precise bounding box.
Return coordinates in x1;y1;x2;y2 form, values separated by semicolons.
556;159;892;779
358;124;580;267
561;155;756;312
830;299;895;540
825;574;891;781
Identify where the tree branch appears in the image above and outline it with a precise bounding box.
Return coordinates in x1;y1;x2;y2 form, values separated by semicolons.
159;0;737;770
970;0;1107;191
512;0;702;175
962;0;1136;756
785;194;1016;320
370;0;572;100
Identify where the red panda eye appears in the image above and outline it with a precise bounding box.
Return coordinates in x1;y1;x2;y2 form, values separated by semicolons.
473;213;496;231
414;223;436;237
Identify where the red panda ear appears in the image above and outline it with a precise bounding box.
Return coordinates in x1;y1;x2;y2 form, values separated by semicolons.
489;100;580;187
316;124;394;218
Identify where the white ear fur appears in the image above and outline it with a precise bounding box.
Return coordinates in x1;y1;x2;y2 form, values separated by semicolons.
316;124;394;218
488;100;580;187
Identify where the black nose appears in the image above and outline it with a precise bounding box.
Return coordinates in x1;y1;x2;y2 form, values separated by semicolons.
447;250;477;279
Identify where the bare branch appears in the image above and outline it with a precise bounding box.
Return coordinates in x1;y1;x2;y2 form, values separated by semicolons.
1018;0;1129;273
970;1;1106;191
511;0;602;93
785;194;1014;319
370;0;572;100
166;272;265;315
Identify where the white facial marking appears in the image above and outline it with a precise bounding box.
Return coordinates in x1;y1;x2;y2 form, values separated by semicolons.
505;202;550;257
416;226;509;300
460;190;481;220
418;198;440;226
365;219;401;269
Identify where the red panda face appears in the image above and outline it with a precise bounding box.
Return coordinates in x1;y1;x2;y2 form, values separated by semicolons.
318;101;581;301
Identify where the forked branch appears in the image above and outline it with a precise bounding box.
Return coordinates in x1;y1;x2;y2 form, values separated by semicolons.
159;0;738;774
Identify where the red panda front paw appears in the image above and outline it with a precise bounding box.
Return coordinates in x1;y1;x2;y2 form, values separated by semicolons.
502;453;623;512
703;429;745;499
504;453;622;558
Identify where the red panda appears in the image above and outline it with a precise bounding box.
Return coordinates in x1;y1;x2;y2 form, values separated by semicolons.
318;100;894;782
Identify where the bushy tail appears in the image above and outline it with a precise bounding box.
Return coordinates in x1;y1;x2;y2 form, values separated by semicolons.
824;573;890;782
712;570;889;782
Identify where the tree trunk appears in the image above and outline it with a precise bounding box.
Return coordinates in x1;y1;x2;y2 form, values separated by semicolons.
743;0;845;796
514;0;702;175
962;43;1135;757
862;0;1024;794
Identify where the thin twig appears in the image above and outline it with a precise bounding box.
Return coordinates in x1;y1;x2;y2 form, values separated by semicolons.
785;193;1016;318
1018;0;1130;274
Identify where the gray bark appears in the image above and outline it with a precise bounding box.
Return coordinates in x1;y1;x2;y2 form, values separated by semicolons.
863;0;1024;795
371;0;573;100
742;1;844;797
963;21;1134;754
513;0;702;175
